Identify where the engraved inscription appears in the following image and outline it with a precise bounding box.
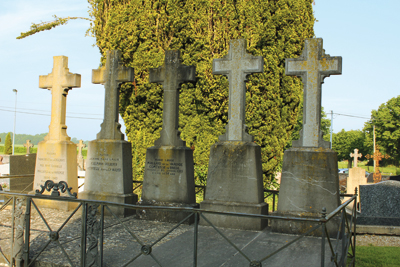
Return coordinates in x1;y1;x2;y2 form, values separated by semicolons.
35;151;68;187
87;156;122;172
146;158;183;176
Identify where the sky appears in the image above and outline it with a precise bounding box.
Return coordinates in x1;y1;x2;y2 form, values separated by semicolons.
1;0;399;142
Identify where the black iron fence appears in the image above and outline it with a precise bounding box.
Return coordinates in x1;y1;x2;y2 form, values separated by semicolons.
0;181;356;267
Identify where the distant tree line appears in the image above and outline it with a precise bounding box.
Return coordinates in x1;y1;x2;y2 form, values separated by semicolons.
0;133;87;146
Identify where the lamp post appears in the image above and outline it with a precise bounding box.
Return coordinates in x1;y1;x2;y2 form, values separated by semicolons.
12;89;17;155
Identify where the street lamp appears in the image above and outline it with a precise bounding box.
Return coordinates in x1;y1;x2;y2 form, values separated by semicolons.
12;89;17;155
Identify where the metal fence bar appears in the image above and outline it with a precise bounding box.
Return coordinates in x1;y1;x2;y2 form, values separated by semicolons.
23;197;31;266
10;196;15;267
321;208;326;267
81;202;87;267
193;212;198;267
55;240;75;267
30;200;52;232
99;204;104;267
0;197;12;212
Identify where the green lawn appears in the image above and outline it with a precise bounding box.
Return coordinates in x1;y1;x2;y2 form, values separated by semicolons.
355;246;400;267
338;160;399;176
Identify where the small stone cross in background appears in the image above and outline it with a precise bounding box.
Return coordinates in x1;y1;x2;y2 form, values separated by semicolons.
23;140;34;154
39;56;81;141
149;50;196;146
286;38;342;148
76;140;86;158
92;50;134;140
366;145;390;183
350;148;362;168
213;39;263;142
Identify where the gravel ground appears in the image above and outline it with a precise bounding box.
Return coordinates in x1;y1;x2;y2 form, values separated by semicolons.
356;234;400;247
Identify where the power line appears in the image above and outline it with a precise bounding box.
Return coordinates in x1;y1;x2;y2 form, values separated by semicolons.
0;108;102;120
333;113;370;120
0;105;103;116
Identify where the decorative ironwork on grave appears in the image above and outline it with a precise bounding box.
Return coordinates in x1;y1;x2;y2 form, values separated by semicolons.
35;180;77;198
365;145;390;183
86;204;100;267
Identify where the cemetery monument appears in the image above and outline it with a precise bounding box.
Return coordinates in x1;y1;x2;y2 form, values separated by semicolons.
140;50;197;223
271;38;342;236
346;148;366;204
365;145;389;183
76;139;86;171
81;50;137;216
23;140;34;154
33;56;80;210
200;39;268;230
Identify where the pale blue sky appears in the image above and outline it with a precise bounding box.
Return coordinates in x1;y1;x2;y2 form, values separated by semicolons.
0;0;399;142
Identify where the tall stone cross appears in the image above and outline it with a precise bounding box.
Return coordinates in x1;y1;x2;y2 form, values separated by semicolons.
350;148;362;168
149;50;196;146
213;39;263;142
76;140;86;158
23;140;34;154
366;145;389;183
92;50;134;140
39;56;81;141
286;38;342;148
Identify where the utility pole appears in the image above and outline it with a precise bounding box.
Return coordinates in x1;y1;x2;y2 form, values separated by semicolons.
12;89;17;155
373;125;376;173
330;110;333;149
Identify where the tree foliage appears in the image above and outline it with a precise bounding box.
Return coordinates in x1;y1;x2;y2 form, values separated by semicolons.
88;0;315;185
4;133;12;155
364;96;400;166
332;129;367;168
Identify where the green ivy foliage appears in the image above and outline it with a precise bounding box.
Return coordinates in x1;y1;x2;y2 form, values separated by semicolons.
89;0;315;185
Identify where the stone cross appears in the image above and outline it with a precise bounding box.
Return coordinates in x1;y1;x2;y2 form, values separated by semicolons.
39;56;81;141
286;38;342;148
92;50;134;140
366;145;389;183
213;39;263;142
350;148;362;168
76;140;86;158
149;50;196;146
23;140;34;154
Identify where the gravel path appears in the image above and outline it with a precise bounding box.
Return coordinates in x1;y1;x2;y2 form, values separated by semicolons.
356;234;400;247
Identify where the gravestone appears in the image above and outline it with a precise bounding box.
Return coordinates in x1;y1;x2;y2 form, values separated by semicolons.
81;50;137;216
365;145;389;183
76;140;86;171
23;140;34;154
33;56;80;211
0;154;36;192
140;50;197;223
358;181;400;226
346;149;366;203
200;39;268;230
271;38;342;237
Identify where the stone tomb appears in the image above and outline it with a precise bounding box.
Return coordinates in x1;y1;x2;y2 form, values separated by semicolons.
358;181;400;226
140;50;197;223
200;39;268;230
81;50;137;216
271;38;342;237
33;56;80;211
0;154;36;192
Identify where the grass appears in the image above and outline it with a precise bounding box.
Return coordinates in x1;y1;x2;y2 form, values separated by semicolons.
355;246;400;267
338;160;399;176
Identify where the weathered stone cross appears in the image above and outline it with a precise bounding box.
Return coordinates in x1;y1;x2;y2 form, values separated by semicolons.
213;39;263;142
39;56;81;141
350;148;362;168
149;50;196;146
366;145;389;183
92;50;134;140
286;38;342;148
23;140;34;154
76;140;86;158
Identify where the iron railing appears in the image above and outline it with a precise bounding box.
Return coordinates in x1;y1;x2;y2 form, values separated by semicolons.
0;182;356;267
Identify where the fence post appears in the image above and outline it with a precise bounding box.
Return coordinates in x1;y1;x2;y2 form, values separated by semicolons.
23;197;31;266
320;207;326;267
81;202;87;267
193;212;199;267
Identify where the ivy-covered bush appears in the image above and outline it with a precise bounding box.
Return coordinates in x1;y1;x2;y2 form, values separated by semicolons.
89;0;315;186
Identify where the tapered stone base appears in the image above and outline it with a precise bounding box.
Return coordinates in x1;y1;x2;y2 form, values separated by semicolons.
137;200;199;224
200;141;268;230
270;147;340;237
81;140;137;217
140;146;197;222
33;141;78;211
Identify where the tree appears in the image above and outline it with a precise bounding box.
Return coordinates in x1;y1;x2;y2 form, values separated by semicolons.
364;96;400;166
4;132;12;155
86;0;315;186
332;129;366;168
18;0;315;185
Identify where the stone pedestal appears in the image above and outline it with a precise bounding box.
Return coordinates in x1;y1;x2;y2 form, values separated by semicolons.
81;140;137;217
139;146;197;223
200;141;268;230
33;141;78;211
346;167;366;203
270;147;340;237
